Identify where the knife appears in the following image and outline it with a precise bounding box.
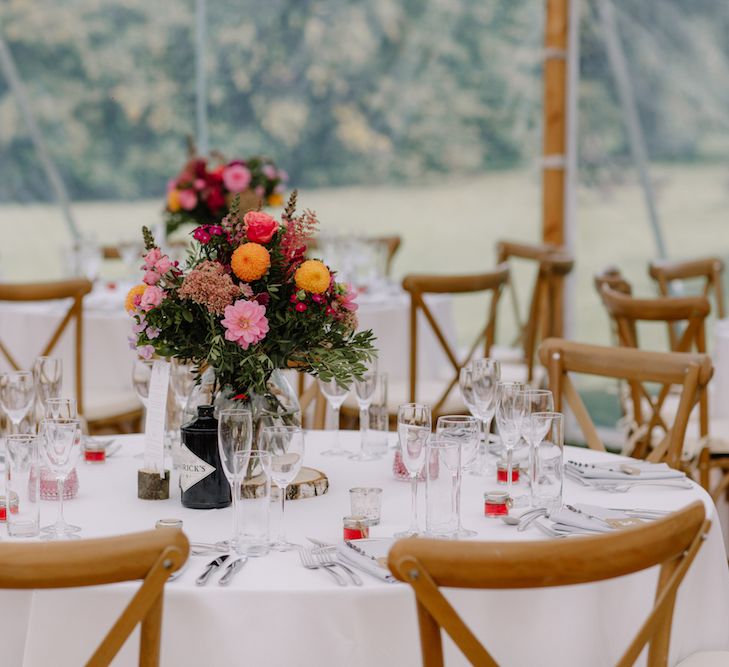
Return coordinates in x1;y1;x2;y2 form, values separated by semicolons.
218;557;247;586
196;554;230;586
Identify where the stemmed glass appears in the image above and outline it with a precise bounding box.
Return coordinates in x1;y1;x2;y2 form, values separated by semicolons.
0;371;35;434
351;372;385;461
218;408;253;554
33;356;62;410
520;389;554;494
39;418;82;540
318;378;349;456
44;398;78;420
435;415;480;537
131;358;154;409
459;358;500;474
259;425;305;551
395;403;431;538
495;382;526;500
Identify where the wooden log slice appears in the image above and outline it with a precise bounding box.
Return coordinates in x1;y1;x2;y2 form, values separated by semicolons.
137;469;170;500
241;466;328;500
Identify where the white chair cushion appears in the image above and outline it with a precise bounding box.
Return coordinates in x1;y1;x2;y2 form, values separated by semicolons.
84;390;142;422
674;650;729;667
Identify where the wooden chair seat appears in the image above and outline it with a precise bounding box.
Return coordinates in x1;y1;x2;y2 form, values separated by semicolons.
675;652;729;667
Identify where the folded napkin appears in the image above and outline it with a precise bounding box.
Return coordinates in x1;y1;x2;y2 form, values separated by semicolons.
336;539;397;583
565;459;685;481
548;503;645;534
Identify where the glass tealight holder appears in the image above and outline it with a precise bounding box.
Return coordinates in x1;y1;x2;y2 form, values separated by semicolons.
349;487;383;525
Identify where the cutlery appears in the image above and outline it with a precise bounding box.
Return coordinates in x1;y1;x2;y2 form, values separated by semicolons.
299;548;347;586
190;540;231;556
593;480;693;492
168;560;188;582
517;508;547;532
565;504;612;528
606;507;670;517
196;554;230;586
218;557;247;586
315;552;363;586
567;460;641;475
533;518;567;539
105;444;122;458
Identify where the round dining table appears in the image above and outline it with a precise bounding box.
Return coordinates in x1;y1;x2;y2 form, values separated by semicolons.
1;431;728;667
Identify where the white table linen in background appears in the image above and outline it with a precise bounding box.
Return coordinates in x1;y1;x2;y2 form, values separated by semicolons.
1;431;728;667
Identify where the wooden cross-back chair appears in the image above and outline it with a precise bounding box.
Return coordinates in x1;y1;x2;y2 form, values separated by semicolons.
495;240;574;382
599;286;711;459
402;265;509;419
538;338;712;469
0;528;188;666
308;235;402;276
389;502;714;667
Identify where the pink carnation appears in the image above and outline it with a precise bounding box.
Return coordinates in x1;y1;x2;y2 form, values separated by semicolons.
223;164;252;193
178;189;198;210
139;285;166;311
221;300;269;350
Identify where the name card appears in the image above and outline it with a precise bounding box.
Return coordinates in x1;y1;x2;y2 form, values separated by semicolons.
144;360;170;477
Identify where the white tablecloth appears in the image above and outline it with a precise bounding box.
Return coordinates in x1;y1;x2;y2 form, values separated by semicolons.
2;431;728;667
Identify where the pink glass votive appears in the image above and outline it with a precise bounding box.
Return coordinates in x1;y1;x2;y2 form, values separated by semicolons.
36;467;79;500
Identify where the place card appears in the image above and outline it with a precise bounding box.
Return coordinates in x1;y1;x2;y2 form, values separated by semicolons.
144;360;170;477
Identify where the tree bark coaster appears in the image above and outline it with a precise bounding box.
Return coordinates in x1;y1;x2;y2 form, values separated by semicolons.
241;466;328;500
138;469;171;500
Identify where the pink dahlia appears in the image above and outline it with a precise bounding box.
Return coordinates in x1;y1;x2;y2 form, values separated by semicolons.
221;300;269;349
222;164;252;193
338;283;359;312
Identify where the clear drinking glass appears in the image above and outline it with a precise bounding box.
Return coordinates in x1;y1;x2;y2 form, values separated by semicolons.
259;425;305;551
349;487;383;524
132;358;154;408
495;382;526;502
520;389;554;494
168;359;196;448
5;434;40;537
236;450;272;556
351;372;386;461
218;408;253;554
39;418;82;540
471;358;501;464
318;378;349;456
425;438;461;539
0;371;35;434
530;412;564;512
32;357;62;422
435;415;480;537
395;403;431;538
44;398;78;420
367;373;389;458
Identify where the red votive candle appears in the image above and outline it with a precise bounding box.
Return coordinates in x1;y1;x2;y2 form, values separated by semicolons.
484;491;510;517
84;447;106;463
497;461;520;484
343;516;370;540
0;492;20;522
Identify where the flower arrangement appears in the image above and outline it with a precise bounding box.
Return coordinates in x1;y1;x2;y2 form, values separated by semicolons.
164;154;288;235
129;191;377;405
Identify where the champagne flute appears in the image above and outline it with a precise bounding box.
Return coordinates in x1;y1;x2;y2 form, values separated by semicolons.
259;425;305;551
472;358;501;466
218;408;253;554
495;382;526;501
436;415;480;537
318;378;349;456
351;372;385;461
520;389;554;496
33;356;62;415
0;371;35;434
39;418;82;540
395;403;431;538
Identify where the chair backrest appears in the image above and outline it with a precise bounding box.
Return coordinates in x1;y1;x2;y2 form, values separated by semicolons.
538;338;713;467
649;256;725;321
0;279;93;415
496;240;574;381
0;528;188;666
388;502;709;667
594;266;633;296
402;265;509;417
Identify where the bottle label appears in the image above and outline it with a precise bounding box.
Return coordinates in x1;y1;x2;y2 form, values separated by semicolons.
178;444;216;492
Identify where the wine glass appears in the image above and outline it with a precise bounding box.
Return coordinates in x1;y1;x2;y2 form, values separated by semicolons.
495;382;526;501
33;356;62;406
520;389;554;494
44;398;78;420
39;418;82;540
218;408;253;554
318;378;349;456
351;372;385;461
132;358;154;408
436;415;480;537
395;403;431;538
459;358;500;474
168;359;196;444
259;425;305;551
0;371;35;434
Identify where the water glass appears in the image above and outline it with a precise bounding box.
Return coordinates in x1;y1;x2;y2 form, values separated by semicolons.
425;438;461;539
236;450;272;557
367;373;389;458
5;434;40;537
520;389;554;492
0;371;35;434
530;412;564;512
352;372;387;461
349;487;383;525
395;403;431;538
44;398;78;420
318;378;349;456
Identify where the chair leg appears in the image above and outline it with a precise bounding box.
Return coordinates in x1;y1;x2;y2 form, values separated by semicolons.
417;600;445;667
698;447;711;493
139;593;163;667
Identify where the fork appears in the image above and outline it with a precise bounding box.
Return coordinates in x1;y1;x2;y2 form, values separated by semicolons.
314;552;363;586
298;549;347;586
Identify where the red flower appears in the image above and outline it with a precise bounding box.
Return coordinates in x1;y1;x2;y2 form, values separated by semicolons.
192;159;208;178
206;187;226;212
232;393;249;401
245;211;279;244
295;302;308;312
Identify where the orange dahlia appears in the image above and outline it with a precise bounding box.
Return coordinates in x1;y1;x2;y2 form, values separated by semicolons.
231;243;271;282
125;284;147;313
295;260;331;294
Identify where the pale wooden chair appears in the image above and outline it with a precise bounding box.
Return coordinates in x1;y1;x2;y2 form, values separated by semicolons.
297;373;326;430
494;240;574;383
0;279;143;434
308;235;402;276
388;502;720;667
538;338;712;469
401;265;509;421
0;528;188;666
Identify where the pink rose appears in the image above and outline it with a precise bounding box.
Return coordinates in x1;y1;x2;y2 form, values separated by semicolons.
222;164;252;193
143;269;160;286
140;285;166;311
244;211;278;244
178;189;198;210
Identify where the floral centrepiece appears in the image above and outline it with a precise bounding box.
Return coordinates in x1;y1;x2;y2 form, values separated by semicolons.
164;154;288;236
129;191;376;403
